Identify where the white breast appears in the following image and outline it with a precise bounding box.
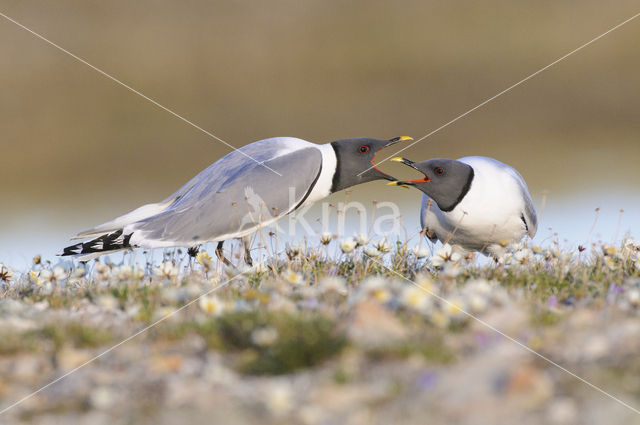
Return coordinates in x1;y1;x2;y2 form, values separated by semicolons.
421;156;532;254
302;143;337;205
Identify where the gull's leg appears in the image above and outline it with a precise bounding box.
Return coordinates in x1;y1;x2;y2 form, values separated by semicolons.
242;236;253;266
215;241;232;266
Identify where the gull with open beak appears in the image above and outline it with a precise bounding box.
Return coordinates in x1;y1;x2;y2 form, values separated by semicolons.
61;136;412;264
388;156;537;256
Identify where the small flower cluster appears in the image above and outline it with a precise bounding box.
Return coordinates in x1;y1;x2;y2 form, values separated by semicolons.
601;239;640;271
0;237;639;343
348;274;509;328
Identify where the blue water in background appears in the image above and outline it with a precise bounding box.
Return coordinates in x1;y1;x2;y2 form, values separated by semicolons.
1;191;638;271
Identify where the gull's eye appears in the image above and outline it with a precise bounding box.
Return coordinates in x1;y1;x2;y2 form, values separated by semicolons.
434;167;445;175
358;145;370;154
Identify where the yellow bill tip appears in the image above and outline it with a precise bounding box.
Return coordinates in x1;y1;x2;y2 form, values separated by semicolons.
387;181;409;189
398;136;413;141
390;157;405;163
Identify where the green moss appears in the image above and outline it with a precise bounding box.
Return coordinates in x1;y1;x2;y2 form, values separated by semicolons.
111;285;129;307
531;310;562;327
0;322;114;354
192;311;347;375
38;322;114;350
364;339;455;364
0;331;39;354
333;368;350;384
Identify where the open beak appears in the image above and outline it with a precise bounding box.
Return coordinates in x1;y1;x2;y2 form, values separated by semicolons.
370;136;413;181
386;156;431;187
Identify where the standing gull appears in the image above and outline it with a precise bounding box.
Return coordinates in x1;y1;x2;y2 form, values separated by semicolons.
388;156;537;256
61;136;411;263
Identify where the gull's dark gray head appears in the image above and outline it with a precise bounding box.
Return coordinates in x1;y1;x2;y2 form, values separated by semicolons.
329;136;412;192
388;157;475;212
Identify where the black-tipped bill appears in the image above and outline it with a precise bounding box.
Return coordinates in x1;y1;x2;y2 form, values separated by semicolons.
370;137;413;181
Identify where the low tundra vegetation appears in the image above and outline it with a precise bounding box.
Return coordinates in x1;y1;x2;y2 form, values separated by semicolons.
1;236;639;375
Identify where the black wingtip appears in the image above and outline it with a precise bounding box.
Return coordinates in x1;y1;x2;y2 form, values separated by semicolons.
59;229;133;257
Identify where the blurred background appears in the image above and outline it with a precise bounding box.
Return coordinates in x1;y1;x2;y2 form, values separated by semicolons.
1;0;639;268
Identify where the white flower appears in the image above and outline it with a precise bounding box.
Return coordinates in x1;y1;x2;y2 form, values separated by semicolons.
513;248;534;265
363;246;380;258
360;277;392;302
318;276;347;295
34;269;52;285
199;295;225;316
113;265;134;280
34;266;67;285
400;286;433;313
340;237;356;254
53;266;67;282
372;288;391;302
429;310;450;328
415;275;437;295
429;244;462;268
374;239;391;253
508;241;524;252
283;269;304;285
96;294;119;310
604;256;618;271
412;245;430;259
153;261;179;280
622;240;638;256
95;263;112;280
90;387;116;410
494;252;512;265
444;297;467;320
602;245;619;258
467;293;488;313
264;383;293;415
464;279;492;295
441;263;461;278
320;232;333;245
70;267;86;279
626;289;640;307
354;234;369;247
251;327;279;346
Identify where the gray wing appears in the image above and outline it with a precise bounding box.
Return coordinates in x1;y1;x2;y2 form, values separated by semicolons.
74;137;313;240
505;163;538;239
130;146;322;244
157;137;311;204
520;188;538;238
